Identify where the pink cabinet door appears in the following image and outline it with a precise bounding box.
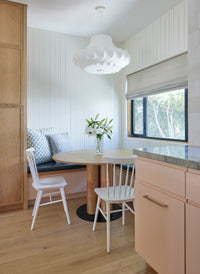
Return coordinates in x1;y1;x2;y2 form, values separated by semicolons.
135;182;185;274
186;203;200;274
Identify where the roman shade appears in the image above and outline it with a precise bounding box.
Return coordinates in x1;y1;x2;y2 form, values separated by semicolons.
126;53;188;100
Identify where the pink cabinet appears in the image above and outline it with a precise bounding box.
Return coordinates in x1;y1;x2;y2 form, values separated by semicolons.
186;203;200;274
135;157;200;274
136;157;186;197
186;169;200;274
135;157;186;274
135;182;185;274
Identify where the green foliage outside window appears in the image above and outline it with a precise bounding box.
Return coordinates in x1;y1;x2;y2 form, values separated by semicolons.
132;88;187;141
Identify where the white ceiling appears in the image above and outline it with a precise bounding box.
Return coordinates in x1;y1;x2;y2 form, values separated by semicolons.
17;0;183;42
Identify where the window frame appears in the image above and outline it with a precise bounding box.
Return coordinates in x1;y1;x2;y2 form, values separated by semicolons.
130;88;188;142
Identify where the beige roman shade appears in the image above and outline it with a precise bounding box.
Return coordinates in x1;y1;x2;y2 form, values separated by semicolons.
126;53;188;100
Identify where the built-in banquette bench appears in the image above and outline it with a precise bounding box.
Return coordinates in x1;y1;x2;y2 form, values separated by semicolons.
27;161;87;206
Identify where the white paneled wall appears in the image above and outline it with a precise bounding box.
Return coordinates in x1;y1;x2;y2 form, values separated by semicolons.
123;1;187;75
27;28;120;150
119;1;188;149
188;0;200;146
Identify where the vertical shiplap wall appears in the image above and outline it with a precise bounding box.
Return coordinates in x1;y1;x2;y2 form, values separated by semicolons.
188;0;200;146
27;28;121;150
124;1;187;75
119;1;188;149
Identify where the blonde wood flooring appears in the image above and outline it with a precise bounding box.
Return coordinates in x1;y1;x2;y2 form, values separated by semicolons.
0;197;157;274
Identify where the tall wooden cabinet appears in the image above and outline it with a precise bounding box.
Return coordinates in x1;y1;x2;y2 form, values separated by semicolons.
0;0;27;211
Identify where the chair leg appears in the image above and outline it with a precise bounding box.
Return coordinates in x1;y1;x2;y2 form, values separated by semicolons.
122;202;125;226
31;190;43;231
106;202;110;254
32;192;39;217
92;196;101;232
60;187;71;225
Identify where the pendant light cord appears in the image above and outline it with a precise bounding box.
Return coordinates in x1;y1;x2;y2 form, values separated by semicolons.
100;9;102;34
96;6;105;34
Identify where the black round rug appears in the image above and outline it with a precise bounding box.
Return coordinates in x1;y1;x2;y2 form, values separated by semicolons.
76;204;122;222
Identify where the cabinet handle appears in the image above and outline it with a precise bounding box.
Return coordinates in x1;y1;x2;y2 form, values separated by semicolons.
143;195;168;208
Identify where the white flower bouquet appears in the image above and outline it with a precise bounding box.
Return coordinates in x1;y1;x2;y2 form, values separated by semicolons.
85;113;113;140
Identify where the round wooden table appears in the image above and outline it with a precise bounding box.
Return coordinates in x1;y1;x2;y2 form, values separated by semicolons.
53;149;135;221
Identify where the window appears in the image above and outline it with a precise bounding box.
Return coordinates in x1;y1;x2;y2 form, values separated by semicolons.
130;88;188;141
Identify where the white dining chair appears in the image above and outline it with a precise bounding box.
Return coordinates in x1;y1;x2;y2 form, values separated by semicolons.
26;148;71;230
92;156;136;253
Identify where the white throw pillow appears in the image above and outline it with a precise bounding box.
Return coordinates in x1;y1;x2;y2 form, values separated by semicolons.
46;133;71;155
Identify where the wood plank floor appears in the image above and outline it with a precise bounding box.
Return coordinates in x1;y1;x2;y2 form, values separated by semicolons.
0;197;157;274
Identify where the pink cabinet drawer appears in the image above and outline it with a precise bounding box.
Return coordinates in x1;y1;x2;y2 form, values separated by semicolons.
186;203;200;274
135;182;185;274
186;171;200;204
136;158;186;197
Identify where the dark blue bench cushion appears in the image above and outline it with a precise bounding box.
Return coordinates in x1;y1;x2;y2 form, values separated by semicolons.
27;161;133;174
27;160;86;174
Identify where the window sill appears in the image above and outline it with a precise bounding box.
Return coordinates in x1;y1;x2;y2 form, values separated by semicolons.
127;135;188;143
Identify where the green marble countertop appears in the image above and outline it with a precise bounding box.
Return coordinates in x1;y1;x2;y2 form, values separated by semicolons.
133;145;200;170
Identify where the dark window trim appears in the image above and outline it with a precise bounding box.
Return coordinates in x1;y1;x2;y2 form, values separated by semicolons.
185;88;188;142
130;88;188;142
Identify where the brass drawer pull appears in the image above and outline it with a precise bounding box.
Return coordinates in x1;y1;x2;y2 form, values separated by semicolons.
143;195;168;208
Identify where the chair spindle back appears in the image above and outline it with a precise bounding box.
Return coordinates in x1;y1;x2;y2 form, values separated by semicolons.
26;148;39;185
104;156;136;199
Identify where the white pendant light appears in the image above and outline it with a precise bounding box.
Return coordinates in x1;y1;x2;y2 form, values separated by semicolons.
73;6;130;75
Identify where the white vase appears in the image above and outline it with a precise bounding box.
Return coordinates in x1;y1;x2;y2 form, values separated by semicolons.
95;135;104;155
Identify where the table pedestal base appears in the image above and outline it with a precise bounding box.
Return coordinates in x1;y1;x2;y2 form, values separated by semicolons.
76;204;122;222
